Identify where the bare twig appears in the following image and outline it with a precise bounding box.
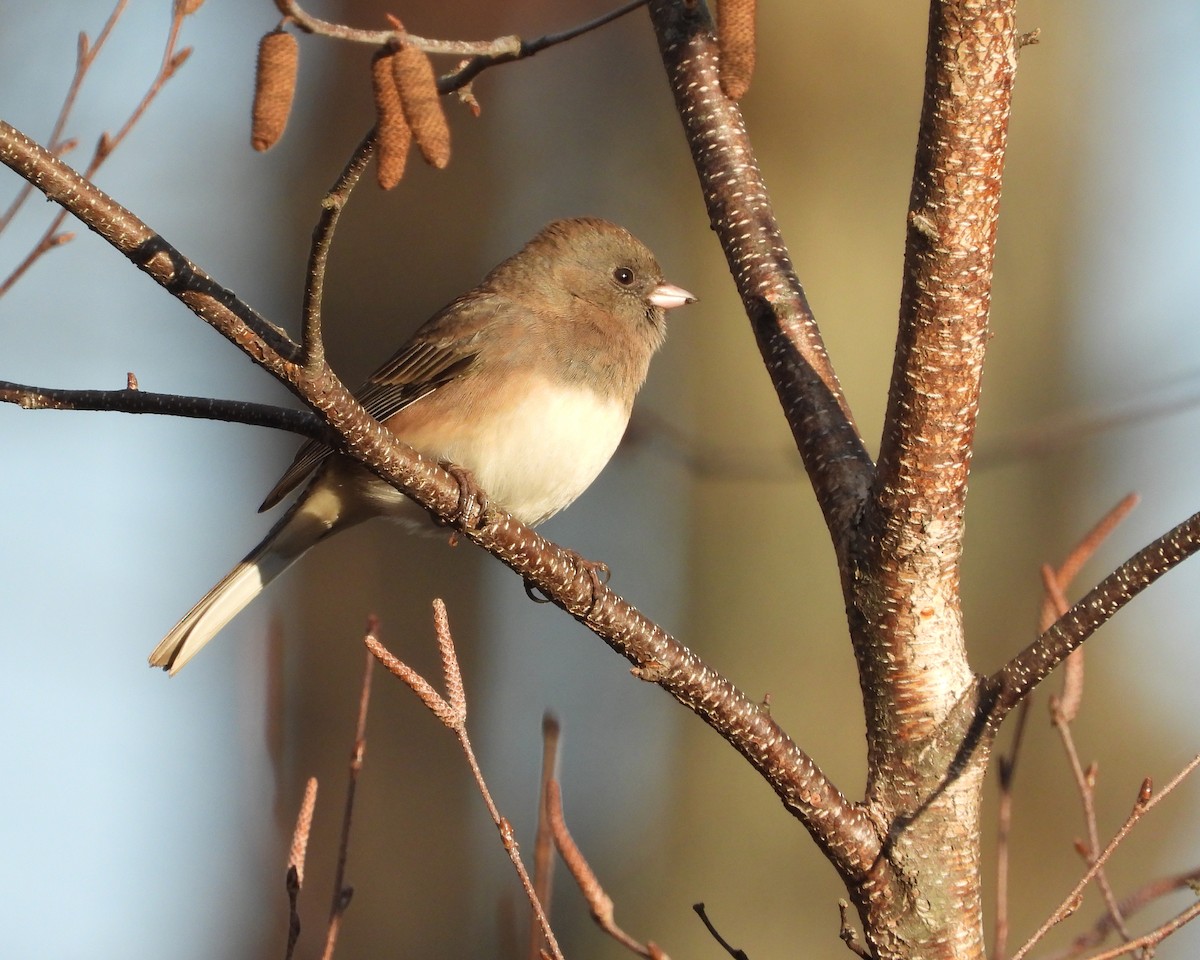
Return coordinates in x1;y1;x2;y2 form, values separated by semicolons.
837;900;870;959
285;777;318;960
0;0;125;234
545;779;667;959
529;715;562;960
278;0;648;98
994;495;1140;960
1075;898;1200;960
1047;867;1200;959
0;379;332;443
647;0;871;540
1;2;192;296
991;508;1200;722
993;695;1030;960
301;131;374;369
1050;709;1130;945
1038;495;1141;636
320;641;376;960
692;903;749;960
365;603;564;960
1010;755;1200;960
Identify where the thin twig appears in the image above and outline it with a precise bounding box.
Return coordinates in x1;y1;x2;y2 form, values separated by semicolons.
1;2;191;296
692;903;749;960
278;0;646;70
0;0;126;234
545;779;667;959
0;379;333;444
994;695;1030;960
301;132;374;370
1047;867;1200;959
1050;711;1130;945
1010;755;1200;960
285;777;319;960
1076;898;1200;960
320;641;376;960
1038;495;1141;635
529;715;562;960
991;509;1200;722
837;901;870;959
995;496;1139;959
364;604;565;960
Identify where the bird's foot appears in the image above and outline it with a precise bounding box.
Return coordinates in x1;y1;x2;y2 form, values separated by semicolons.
438;460;491;531
522;549;610;609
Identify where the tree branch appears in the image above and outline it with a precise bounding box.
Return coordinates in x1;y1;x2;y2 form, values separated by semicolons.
0;379;333;443
646;0;873;542
990;508;1200;722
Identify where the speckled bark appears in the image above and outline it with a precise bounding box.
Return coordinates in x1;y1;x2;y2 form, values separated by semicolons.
648;0;873;541
847;3;1018;957
651;0;1019;956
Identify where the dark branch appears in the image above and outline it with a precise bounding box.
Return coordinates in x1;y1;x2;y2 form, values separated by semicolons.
0;379;333;443
646;0;872;542
990;508;1200;722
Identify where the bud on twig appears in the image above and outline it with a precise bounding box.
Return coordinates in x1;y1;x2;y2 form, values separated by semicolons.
371;47;411;188
251;29;299;152
717;0;758;102
392;40;451;169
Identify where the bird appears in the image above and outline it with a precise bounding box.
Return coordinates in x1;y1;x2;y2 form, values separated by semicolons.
149;217;695;674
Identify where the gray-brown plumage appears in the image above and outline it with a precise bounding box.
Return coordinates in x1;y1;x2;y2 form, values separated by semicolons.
150;218;694;675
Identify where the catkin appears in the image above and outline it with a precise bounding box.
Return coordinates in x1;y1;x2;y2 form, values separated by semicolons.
717;0;757;102
251;29;299;152
392;41;450;169
177;0;206;15
371;47;411;189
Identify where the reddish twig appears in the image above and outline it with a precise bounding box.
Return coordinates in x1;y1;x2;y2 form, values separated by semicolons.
1010;755;1200;960
545;779;667;959
1;2;193;296
365;602;564;960
1047;867;1200;959
320;641;376;960
1075;898;1200;960
529;715;562;960
836;900;870;959
285;777;319;960
995;496;1141;959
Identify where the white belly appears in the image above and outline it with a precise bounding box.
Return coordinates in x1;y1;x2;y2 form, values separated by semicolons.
428;380;631;527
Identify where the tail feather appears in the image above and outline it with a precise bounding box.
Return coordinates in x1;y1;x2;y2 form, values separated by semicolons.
149;469;362;675
148;559;274;675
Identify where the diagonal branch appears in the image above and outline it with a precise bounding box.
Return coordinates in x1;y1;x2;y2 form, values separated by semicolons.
0;118;880;882
990;508;1200;722
646;0;872;542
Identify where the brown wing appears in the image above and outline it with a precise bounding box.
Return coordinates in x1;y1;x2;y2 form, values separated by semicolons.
256;291;505;512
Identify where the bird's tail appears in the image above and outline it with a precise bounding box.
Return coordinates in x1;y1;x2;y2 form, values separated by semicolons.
149;479;352;675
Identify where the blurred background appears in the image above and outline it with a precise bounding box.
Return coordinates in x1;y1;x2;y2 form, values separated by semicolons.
2;1;1199;957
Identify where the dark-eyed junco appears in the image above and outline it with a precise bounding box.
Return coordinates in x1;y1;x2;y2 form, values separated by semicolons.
150;218;694;674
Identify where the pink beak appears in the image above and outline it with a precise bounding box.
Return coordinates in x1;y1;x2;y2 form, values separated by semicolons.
649;282;697;310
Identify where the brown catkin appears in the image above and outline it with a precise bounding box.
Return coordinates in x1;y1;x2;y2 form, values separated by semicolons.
251;29;299;151
177;0;206;15
371;47;411;189
717;0;757;102
392;41;450;169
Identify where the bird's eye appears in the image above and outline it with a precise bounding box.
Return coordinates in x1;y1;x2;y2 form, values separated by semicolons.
613;266;635;286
